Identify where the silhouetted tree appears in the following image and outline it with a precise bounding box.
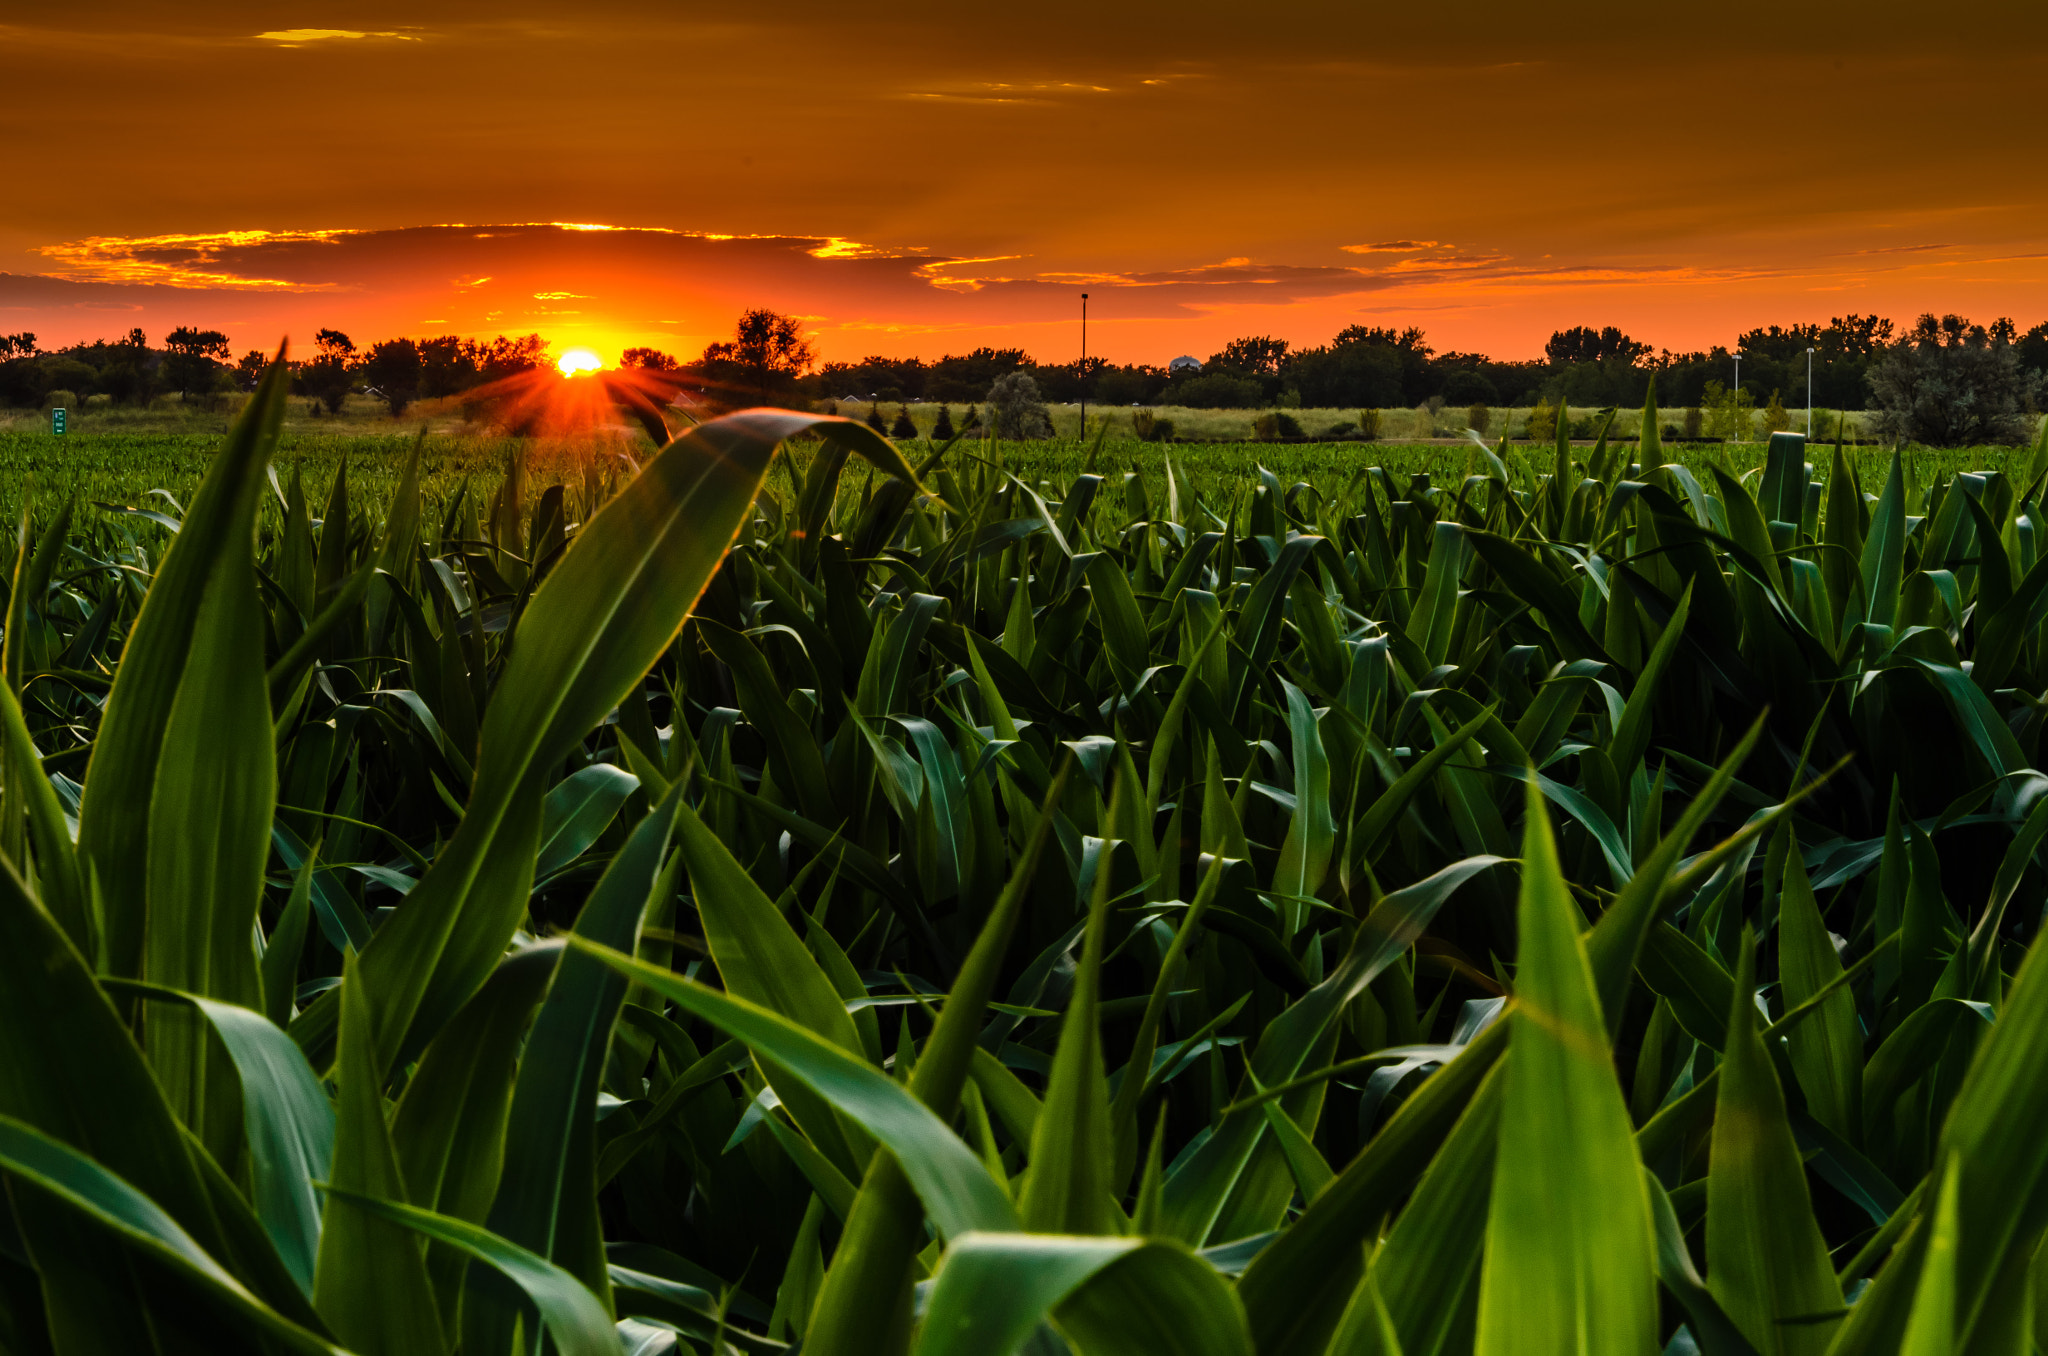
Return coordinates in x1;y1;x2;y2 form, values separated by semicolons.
699;309;815;407
890;404;917;438
300;329;355;415
621;347;679;371
361;338;424;416
931;404;956;440
162;326;229;397
866;402;887;434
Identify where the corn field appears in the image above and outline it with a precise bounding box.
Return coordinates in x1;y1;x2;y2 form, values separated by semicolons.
4;358;2048;1354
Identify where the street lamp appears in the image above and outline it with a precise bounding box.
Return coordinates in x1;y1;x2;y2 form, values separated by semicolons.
1079;293;1089;441
1732;351;1742;444
1806;347;1817;438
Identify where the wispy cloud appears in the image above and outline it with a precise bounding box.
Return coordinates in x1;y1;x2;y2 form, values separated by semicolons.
1342;240;1445;253
255;29;422;46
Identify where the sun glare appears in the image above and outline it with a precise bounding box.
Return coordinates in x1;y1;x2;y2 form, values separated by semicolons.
557;347;603;376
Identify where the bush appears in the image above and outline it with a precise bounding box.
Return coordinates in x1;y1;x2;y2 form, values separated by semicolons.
1412;405;1436;438
1762;390;1792;436
1323;420;1358;437
1682;407;1704;439
866;403;887;434
931;404;956;440
1467;403;1491;435
1359;408;1383;440
43;389;76;410
1869;313;2043;445
985;372;1053;438
1701;380;1755;442
1525;399;1558;442
1172;372;1265;409
889;405;917;439
1253;411;1304;440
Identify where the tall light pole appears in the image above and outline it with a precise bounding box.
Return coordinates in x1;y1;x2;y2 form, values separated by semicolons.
1806;346;1816;437
1732;351;1742;443
1079;292;1089;441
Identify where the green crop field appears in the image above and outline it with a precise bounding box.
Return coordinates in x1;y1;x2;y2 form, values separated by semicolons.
2;361;2047;1355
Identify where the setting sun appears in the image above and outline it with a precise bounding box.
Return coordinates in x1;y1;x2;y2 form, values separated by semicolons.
556;347;602;376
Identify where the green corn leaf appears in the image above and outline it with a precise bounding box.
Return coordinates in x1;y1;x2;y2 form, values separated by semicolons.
324;1187;617;1356
103;980;334;1297
0;852;322;1338
1706;931;1844;1356
0;1113;342;1355
672;795;868;1175
0;672;88;952
915;1233;1251;1356
1329;1062;1504;1356
1272;679;1334;923
1776;844;1861;1144
1861;451;1907;634
76;352;288;986
1474;782;1655;1356
1162;853;1507;1247
1018;791;1117;1234
700;617;837;825
535;763;641;879
390;943;562;1316
566;938;1016;1239
1404;521;1465;667
263;852;317;1027
802;760;1069;1356
312;957;446;1355
1899;1156;1962;1356
466;790;680;1351
333;411;918;1077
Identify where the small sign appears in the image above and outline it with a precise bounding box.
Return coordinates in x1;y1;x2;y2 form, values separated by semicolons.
50;407;65;436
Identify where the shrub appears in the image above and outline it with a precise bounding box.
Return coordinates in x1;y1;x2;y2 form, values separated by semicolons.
42;388;76;410
1683;406;1704;439
1467;403;1491;435
1413;405;1436;438
1323;419;1358;437
931;404;956;440
1172;372;1265;409
889;405;917;439
985;372;1053;438
866;402;887;434
1525;398;1558;441
1701;380;1755;441
1359;408;1383;439
1762;389;1792;435
1131;410;1176;442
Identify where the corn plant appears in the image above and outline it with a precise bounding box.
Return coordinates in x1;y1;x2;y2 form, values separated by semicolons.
3;357;2048;1355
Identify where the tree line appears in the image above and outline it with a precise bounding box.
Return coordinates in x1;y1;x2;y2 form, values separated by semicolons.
5;307;2046;444
0;327;553;416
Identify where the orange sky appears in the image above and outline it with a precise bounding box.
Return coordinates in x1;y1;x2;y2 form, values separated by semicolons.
5;2;2048;365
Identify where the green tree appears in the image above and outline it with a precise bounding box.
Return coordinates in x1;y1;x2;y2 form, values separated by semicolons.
931;404;956;440
890;405;917;439
985;372;1053;438
1869;313;2043;445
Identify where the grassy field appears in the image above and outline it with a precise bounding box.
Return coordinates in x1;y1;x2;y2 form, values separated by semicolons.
3;371;2048;1352
0;391;1995;533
